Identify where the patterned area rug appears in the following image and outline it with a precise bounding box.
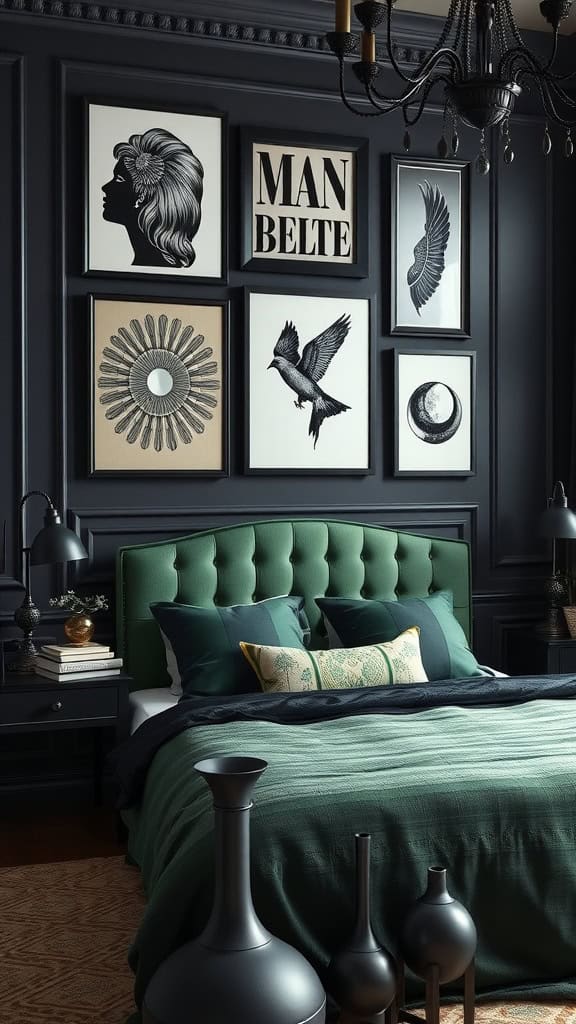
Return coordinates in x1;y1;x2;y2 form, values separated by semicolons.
0;856;144;1024
438;1007;576;1022
0;855;574;1024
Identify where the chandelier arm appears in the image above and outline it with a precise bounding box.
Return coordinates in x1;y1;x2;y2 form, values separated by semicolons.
545;30;559;72
363;83;399;113
398;45;464;87
402;76;448;128
336;58;395;118
384;0;462;86
548;78;576;110
368;75;438;112
520;69;576;127
502;42;576;83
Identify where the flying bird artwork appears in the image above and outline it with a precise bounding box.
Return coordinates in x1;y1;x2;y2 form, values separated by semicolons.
407;180;450;315
267;314;351;448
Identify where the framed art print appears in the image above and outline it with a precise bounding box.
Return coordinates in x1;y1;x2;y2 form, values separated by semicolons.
395;349;476;477
85;101;226;282
241;128;369;277
245;288;374;474
390;156;469;336
89;295;228;475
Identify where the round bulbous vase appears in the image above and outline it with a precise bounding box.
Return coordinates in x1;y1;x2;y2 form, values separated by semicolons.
400;866;477;984
64;613;95;646
142;755;326;1024
327;833;396;1020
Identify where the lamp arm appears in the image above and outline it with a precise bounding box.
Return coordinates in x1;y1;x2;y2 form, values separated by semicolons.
18;490;56;586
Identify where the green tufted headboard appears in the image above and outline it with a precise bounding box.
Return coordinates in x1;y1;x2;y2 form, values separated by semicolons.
115;519;472;691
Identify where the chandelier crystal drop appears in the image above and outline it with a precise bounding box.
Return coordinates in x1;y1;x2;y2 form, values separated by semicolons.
327;0;576;173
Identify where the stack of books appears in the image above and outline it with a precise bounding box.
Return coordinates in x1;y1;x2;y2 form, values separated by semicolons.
34;643;122;682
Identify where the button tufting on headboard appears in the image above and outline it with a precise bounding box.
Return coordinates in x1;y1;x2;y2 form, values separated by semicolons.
115;519;472;690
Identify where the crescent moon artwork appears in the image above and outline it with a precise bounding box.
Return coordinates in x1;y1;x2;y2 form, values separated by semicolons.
407;381;462;444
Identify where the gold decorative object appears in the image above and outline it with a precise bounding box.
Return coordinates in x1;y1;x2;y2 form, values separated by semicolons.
563;607;576;640
64;613;95;646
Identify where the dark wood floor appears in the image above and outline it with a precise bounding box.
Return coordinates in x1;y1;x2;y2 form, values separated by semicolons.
0;802;122;867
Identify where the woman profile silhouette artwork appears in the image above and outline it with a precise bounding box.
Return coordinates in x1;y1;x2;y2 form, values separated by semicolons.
102;128;204;269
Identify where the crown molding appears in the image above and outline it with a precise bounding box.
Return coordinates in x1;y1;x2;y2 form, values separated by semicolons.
0;0;447;64
1;0;573;69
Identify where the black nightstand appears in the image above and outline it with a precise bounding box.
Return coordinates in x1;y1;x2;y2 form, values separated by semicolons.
512;633;576;676
0;672;132;803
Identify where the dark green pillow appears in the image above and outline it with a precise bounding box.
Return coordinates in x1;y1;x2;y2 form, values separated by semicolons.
151;596;309;697
316;591;482;681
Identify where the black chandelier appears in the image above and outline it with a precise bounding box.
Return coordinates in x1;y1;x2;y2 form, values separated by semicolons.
327;0;576;173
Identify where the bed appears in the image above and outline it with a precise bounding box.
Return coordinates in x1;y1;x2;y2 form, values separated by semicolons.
112;519;576;1018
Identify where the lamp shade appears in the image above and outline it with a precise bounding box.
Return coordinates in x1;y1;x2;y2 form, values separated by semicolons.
29;507;88;566
540;481;576;540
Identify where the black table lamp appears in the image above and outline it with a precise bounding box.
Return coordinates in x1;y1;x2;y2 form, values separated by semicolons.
12;490;88;673
539;481;576;638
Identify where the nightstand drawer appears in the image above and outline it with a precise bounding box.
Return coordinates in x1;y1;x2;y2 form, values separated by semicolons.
0;687;118;726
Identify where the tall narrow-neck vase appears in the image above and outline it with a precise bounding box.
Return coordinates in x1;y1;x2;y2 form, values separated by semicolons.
143;755;326;1024
327;833;396;1023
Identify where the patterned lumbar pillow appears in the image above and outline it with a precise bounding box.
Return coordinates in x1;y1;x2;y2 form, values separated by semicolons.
240;626;428;693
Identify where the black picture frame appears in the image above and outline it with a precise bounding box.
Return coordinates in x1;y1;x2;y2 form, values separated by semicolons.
240;127;369;277
244;286;375;476
390;155;470;338
88;293;230;477
394;348;476;478
83;98;228;285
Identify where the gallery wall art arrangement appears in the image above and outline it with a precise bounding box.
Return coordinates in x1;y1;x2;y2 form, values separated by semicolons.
82;100;476;480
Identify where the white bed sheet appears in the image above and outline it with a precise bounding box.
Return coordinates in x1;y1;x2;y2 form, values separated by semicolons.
129;688;179;734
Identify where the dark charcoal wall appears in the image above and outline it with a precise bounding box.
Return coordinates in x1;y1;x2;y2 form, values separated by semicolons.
0;0;574;790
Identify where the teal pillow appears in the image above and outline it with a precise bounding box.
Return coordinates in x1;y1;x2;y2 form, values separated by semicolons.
151;596;309;697
316;591;482;681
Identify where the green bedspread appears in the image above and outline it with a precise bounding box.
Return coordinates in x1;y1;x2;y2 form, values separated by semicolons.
126;697;576;1010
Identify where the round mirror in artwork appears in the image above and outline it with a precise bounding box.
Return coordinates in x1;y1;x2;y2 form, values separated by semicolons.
407;381;462;445
147;367;174;397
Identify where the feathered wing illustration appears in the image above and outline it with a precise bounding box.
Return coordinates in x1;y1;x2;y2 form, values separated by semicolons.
407;181;450;315
298;314;352;446
297;314;351;382
273;321;300;364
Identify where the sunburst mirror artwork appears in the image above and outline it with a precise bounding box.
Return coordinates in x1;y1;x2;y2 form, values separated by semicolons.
89;296;228;475
390;156;469;337
394;349;476;477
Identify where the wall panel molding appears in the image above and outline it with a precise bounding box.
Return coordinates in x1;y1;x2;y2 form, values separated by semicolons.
69;503;479;583
490;115;551;572
0;53;27;594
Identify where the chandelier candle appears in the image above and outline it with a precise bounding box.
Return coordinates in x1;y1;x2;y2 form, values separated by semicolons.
335;0;352;33
329;0;576;174
361;29;376;64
